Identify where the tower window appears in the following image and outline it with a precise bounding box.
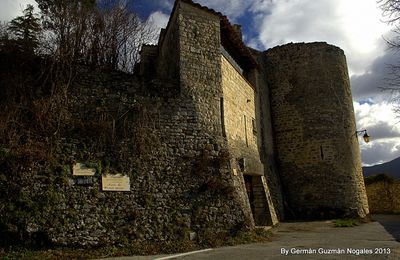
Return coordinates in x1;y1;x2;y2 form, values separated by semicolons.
220;97;226;137
244;115;248;147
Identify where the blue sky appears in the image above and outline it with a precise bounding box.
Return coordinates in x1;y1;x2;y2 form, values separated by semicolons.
134;0;173;18
133;0;259;47
1;0;400;166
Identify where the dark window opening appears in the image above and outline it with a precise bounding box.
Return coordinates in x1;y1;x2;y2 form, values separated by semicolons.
320;145;324;160
238;158;246;172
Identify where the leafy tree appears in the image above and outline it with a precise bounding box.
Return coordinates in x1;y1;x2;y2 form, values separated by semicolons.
0;6;43;104
7;4;41;53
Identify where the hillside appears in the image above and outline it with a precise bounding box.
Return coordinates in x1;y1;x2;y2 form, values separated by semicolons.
363;157;400;179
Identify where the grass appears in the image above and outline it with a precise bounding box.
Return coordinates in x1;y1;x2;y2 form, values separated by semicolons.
0;229;272;260
332;218;361;227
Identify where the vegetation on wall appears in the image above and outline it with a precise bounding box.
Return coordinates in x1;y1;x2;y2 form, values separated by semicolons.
0;0;158;247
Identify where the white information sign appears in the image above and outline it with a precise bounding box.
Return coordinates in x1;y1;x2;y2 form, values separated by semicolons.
102;174;130;191
72;163;96;176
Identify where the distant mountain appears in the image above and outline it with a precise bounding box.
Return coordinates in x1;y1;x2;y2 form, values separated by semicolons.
363;157;400;179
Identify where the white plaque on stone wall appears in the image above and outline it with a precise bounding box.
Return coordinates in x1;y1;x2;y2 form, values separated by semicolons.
102;174;130;191
72;163;96;176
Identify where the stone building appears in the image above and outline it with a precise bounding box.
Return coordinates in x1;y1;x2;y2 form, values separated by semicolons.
2;0;369;247
138;0;369;223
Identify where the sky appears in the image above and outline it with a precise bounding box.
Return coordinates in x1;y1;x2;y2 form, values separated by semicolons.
1;0;399;166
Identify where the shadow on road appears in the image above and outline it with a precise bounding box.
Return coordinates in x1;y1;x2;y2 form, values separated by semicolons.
372;214;400;241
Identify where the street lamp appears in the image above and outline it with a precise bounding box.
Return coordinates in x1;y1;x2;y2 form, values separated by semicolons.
356;129;370;143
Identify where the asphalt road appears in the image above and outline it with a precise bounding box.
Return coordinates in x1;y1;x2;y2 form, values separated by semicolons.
103;214;400;260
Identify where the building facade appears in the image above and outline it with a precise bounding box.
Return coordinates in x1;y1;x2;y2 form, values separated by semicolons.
140;0;369;223
2;0;370;247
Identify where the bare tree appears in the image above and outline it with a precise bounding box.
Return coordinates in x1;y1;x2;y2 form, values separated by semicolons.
378;0;400;114
36;0;156;73
379;0;400;23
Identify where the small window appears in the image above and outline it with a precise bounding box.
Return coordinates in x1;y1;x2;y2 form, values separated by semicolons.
238;158;246;172
244;115;248;147
220;97;226;137
252;118;257;135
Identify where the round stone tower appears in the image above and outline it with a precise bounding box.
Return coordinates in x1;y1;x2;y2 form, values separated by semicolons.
264;42;369;219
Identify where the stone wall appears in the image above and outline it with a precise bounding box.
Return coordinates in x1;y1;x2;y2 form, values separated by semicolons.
178;1;222;134
365;177;400;213
220;53;278;225
156;4;180;84
21;64;252;246
221;55;262;175
7;2;257;246
263;42;369;219
176;1;254;226
252;48;285;220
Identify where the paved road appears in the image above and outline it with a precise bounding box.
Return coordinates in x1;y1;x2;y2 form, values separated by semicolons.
374;214;400;241
102;214;400;260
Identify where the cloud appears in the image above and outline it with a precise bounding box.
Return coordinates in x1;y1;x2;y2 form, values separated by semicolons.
146;11;169;44
253;0;390;75
366;121;400;140
354;101;400;165
148;11;169;29
154;0;390;76
350;49;400;101
354;101;400;137
0;0;37;22
360;140;400;166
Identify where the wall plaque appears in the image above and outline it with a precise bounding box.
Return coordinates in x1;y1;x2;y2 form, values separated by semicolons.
73;163;96;176
102;174;130;191
75;177;96;186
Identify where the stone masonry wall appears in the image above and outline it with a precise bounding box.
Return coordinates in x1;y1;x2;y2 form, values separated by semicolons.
251;49;285;220
221;54;278;226
24;64;252;246
12;2;256;246
366;180;400;213
264;42;369;219
157;3;180;84
221;55;263;175
178;1;222;134
177;1;254;226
